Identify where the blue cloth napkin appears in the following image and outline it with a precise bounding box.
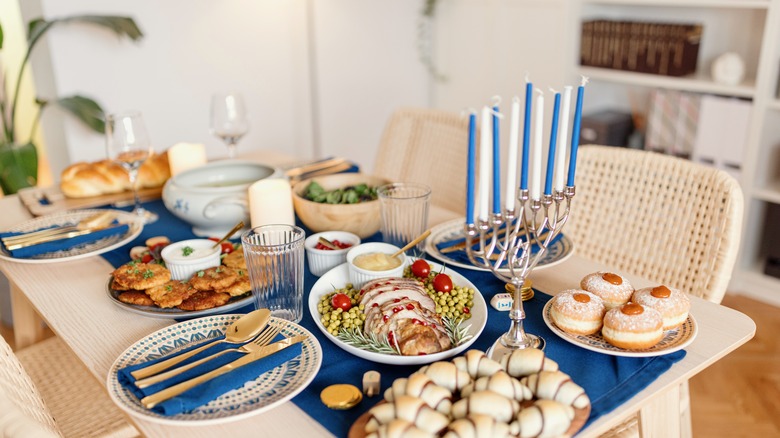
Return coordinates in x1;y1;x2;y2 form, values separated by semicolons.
100;200;687;434
117;333;302;416
0;223;129;258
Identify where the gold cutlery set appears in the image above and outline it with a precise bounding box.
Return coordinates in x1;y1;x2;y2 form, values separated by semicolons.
128;309;307;409
1;211;118;250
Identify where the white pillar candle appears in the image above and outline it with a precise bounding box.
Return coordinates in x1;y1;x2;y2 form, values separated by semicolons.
554;86;572;192
531;90;544;201
168;142;207;176
505;97;521;212
478;106;492;221
248;178;295;227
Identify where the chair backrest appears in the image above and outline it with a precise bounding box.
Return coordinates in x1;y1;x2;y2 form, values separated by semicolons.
0;336;61;437
372;107;473;214
567;145;744;304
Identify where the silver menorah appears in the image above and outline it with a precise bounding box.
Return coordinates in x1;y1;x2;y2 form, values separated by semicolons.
465;186;575;359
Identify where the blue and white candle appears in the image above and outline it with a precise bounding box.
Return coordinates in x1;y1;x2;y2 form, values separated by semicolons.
520;79;533;191
505;97;521;212
531;89;544;201
478;106;492;221
544;91;561;197
492;102;501;215
555;86;572;192
567;77;587;187
465;111;477;225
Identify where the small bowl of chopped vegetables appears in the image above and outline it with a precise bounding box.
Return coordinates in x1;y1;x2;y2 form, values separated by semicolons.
160;239;221;281
292;173;390;238
305;231;361;277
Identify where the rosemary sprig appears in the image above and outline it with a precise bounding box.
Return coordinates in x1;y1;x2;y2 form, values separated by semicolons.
442;316;473;346
336;328;401;355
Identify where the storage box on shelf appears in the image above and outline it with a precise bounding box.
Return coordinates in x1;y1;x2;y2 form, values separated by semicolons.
575;0;780;303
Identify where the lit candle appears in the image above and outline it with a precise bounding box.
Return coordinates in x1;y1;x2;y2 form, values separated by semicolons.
248;178;295;227
530;89;544;200
492;102;501;215
544;91;561;197
567;77;587;187
466;111;477;225
505;97;521;212
555;86;572;192
478;106;492;221
520;79;533;191
167;142;207;175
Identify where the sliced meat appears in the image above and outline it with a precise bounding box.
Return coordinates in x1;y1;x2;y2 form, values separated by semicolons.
363;287;436;314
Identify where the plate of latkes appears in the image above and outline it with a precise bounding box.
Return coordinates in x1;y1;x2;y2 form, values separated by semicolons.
542;300;698;358
106;255;254;318
308;260;487;366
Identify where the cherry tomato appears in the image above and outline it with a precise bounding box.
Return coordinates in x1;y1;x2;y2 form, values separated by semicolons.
141;253;153;263
220;242;234;254
410;259;431;278
433;273;453;293
331;293;352;311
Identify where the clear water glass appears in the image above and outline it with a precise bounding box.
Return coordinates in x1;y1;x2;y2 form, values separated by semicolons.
241;224;305;322
378;183;431;258
210;92;249;159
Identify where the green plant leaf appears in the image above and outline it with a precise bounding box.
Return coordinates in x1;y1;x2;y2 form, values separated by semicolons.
0;21;4;49
0;142;37;195
57;95;105;133
28;15;143;46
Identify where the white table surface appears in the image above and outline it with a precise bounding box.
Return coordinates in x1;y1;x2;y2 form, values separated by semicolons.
0;153;755;437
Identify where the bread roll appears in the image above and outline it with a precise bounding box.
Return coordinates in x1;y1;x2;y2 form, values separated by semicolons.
60;151;170;198
444;414;516;438
499;348;559;378
365;419;435;438
451;390;519;424
514;400;574;438
384;373;453;414
366;396;449;435
521;371;590;409
416;362;472;392
452;350;503;379
460;371;532;402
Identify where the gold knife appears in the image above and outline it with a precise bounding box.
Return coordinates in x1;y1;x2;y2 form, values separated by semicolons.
140;334;307;409
4;224;125;251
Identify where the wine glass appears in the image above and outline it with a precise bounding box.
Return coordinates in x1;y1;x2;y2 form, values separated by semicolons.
105;111;158;224
210;92;249;159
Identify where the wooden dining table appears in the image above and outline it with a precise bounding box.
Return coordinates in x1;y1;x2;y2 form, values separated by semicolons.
0;152;756;437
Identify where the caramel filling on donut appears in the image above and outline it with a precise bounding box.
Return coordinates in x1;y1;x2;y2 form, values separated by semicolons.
573;293;591;303
602;273;623;285
621;303;644;315
651;285;671;298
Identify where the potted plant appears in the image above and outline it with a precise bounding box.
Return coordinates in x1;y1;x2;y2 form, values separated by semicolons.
0;15;143;195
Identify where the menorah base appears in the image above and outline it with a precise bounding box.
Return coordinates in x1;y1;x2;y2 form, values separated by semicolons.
486;333;546;361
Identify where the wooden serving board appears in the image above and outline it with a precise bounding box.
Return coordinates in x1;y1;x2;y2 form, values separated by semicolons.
348;400;590;438
18;185;163;217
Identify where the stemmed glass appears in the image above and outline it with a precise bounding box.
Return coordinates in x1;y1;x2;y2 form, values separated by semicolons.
210;92;249;159
106;111;158;224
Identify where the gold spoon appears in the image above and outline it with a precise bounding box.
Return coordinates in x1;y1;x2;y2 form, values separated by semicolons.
211;221;245;249
130;308;271;380
390;229;432;258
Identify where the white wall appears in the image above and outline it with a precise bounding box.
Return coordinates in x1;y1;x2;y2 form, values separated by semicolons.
23;0;571;178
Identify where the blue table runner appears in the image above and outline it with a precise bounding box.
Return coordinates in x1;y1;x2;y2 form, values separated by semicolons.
102;200;685;435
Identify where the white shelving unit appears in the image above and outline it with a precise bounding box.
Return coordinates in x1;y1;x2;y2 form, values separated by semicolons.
575;0;780;306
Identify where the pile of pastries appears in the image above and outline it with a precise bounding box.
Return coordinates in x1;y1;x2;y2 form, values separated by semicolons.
549;272;691;350
111;249;250;311
363;349;589;438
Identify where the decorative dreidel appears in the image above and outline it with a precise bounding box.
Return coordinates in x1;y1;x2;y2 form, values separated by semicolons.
464;78;585;360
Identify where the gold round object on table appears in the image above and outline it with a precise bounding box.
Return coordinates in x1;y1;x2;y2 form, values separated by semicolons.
321;384;363;410
505;279;534;301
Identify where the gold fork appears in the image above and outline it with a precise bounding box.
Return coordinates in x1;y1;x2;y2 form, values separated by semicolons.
133;323;283;389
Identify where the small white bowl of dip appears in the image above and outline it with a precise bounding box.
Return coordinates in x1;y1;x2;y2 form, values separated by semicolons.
346;242;406;288
161;239;222;281
305;231;361;277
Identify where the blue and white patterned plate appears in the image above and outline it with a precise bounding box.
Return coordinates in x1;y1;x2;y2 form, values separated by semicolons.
425;218;574;273
106;315;322;426
542;300;697;357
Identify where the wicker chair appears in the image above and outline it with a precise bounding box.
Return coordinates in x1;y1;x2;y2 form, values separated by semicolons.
567;145;744;437
372;107;473;214
0;335;138;437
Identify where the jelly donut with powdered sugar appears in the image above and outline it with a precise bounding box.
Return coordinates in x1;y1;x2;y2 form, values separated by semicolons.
580;272;634;310
632;285;690;330
549;290;606;335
